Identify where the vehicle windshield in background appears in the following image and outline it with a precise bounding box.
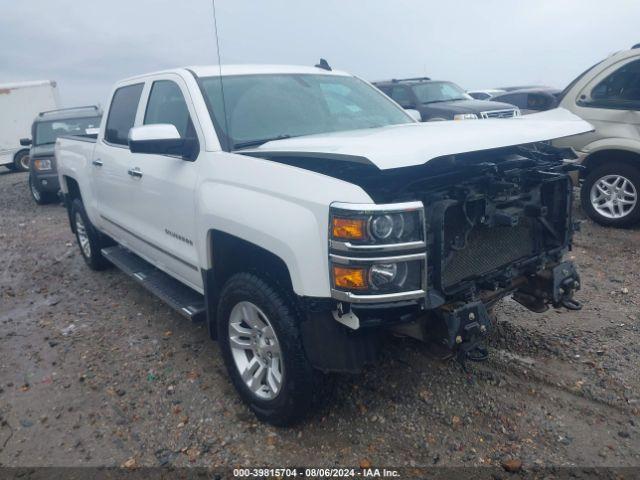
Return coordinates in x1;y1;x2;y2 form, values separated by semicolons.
199;74;412;149
413;81;472;104
34;116;102;146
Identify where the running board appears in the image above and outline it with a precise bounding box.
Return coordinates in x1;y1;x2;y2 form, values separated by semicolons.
101;246;205;323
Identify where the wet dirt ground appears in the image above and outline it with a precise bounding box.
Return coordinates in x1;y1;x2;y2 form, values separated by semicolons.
1;169;639;470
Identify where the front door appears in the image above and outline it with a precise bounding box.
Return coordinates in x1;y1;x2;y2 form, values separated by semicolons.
574;57;640;143
126;77;203;291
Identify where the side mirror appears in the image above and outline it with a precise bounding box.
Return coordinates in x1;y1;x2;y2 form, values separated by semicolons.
405;109;422;122
128;124;196;160
20;138;32;146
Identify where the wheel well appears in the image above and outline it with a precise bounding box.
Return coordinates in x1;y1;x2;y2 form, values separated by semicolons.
203;230;295;340
582;150;640;176
63;176;81;232
209;230;294;294
64;176;81;201
14;148;29;161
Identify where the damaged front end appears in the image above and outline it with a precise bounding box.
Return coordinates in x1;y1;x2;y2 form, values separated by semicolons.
327;142;583;364
413;144;582;359
251;141;584;371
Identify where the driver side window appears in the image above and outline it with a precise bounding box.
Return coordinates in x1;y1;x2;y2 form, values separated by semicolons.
590;59;640;108
390;86;414;108
144;80;195;137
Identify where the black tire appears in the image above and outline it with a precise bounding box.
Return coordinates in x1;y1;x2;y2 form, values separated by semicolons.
217;273;318;426
70;198;111;270
581;162;640;228
29;174;57;205
13;150;30;172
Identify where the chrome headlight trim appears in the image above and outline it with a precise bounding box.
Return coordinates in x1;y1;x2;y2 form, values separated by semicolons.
329;252;427;303
329;201;426;252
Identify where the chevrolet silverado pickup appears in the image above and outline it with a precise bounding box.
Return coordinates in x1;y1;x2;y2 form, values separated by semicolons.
56;64;592;425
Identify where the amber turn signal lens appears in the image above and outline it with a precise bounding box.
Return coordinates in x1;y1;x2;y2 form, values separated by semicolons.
332;265;368;290
332;217;365;240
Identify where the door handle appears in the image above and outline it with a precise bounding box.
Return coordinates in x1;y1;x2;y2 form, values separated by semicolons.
92;159;103;167
127;167;143;178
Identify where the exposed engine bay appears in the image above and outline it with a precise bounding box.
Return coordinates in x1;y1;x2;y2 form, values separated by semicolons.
244;142;583;364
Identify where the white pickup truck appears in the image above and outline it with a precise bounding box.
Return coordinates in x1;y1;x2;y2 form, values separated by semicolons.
56;64;592;425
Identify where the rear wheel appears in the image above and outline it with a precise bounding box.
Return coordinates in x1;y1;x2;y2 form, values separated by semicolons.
29;174;57;205
581;162;640;227
13;150;30;172
70;198;111;270
217;273;318;426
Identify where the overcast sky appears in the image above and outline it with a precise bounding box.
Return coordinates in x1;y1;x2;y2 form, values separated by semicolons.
1;0;638;107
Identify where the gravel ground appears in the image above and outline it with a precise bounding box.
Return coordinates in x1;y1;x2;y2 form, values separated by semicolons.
1;169;639;470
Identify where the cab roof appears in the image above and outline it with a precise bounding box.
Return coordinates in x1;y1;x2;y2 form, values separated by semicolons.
34;105;102;123
121;64;352;83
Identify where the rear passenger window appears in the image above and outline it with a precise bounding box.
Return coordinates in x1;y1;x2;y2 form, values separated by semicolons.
144;80;193;138
105;83;144;145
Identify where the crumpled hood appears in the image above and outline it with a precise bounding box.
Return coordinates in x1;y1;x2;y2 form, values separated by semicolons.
245;108;593;170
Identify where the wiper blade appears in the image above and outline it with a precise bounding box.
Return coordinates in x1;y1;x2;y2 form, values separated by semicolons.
233;134;292;150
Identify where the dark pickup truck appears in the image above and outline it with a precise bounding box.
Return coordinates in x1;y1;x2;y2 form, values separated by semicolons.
375;77;520;121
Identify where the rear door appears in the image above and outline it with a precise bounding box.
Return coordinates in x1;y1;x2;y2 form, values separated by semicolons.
126;75;203;291
93;82;145;243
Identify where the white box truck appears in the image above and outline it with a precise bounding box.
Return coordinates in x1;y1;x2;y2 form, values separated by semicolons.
0;80;60;171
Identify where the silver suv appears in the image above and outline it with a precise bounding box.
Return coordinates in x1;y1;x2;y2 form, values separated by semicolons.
554;44;640;227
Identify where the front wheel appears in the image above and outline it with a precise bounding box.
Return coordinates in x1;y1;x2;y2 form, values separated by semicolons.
29;175;57;205
581;162;640;227
217;273;317;426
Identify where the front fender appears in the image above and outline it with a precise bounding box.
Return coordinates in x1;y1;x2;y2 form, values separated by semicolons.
196;153;373;297
580;137;640;157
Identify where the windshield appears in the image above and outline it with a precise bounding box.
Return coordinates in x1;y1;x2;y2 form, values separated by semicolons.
412;81;472;104
34;116;102;146
556;59;605;103
199;74;412;149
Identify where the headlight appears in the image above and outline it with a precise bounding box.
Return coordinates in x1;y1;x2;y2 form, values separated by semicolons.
330;202;424;248
33;158;53;171
329;202;427;303
453;113;478;120
330;255;425;298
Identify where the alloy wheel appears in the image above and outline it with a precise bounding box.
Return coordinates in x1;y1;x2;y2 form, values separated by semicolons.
75;212;92;258
228;301;284;400
30;177;41;202
590;174;637;219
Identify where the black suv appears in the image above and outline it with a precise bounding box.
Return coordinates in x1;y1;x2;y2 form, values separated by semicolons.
374;77;520;121
21;106;102;204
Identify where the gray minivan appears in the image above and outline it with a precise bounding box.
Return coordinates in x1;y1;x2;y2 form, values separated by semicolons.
553;45;640;227
21;106;102;204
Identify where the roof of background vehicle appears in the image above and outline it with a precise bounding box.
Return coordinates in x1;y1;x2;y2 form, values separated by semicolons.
0;80;57;90
34;105;102;123
498;85;553;91
120;65;352;84
373;78;446;86
494;87;561;95
467;89;506;94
